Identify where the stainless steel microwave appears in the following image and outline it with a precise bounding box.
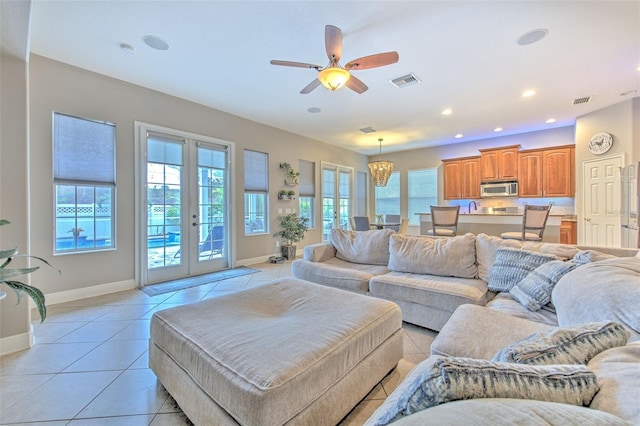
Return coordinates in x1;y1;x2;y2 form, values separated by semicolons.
480;181;518;198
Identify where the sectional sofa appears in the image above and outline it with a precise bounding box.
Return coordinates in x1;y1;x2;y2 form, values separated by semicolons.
292;230;640;424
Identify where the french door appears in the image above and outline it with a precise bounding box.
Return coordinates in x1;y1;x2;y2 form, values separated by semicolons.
136;123;232;285
321;163;353;240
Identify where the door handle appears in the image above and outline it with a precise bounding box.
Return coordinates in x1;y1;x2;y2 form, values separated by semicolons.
584;217;592;222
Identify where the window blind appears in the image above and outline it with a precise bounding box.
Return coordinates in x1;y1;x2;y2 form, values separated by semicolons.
244;149;268;192
53;113;115;184
298;159;315;197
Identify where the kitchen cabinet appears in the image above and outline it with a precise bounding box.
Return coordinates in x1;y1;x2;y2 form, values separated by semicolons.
479;145;519;181
442;156;480;199
560;220;577;244
519;145;574;198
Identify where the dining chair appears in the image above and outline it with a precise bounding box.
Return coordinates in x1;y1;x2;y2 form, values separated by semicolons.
352;216;370;231
384;214;401;231
427;206;460;237
501;204;552;241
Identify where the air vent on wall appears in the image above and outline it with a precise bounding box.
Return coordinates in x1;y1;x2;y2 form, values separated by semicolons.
359;126;377;134
390;73;421;88
572;96;592;105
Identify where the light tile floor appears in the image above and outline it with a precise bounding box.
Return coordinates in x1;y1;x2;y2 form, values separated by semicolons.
0;261;436;426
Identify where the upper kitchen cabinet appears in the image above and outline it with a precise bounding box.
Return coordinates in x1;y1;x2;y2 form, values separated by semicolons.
443;156;481;199
479;145;519;181
519;145;574;198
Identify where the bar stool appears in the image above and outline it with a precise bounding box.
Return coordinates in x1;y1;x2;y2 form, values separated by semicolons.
501;204;551;241
427;206;460;237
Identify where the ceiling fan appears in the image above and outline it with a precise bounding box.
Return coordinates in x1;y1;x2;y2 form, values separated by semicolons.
270;25;399;94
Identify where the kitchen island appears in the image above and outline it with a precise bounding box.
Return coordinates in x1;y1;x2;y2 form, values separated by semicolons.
416;212;563;242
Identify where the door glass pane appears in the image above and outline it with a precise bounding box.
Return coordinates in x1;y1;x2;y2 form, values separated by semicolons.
338;170;351;230
147;139;183;269
322;169;335;240
197;146;226;261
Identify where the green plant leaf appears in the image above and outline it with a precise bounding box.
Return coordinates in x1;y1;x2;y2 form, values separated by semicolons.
4;280;47;322
0;266;40;280
0;247;19;260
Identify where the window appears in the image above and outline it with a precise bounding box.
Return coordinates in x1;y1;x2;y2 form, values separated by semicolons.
298;159;316;228
374;172;400;217
244;149;268;234
408;168;438;225
54;113;115;253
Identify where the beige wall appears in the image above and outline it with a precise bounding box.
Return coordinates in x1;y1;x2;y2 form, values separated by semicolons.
28;55;368;295
575;98;638;244
0;54;31;342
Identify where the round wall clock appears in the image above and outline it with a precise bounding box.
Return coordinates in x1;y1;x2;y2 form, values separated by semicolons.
588;132;613;155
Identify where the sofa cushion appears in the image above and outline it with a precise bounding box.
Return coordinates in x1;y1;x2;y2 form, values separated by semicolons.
488;247;557;292
509;260;579;311
365;356;599;425
388;233;477;279
291;257;388;293
431;304;554;359
330;228;393;266
588;341;640;424
552;257;640;342
476;233;579;282
369;272;488;315
492;322;630;365
485;293;559;326
377;399;628;426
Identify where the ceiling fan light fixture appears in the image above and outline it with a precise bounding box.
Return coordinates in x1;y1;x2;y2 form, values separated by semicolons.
368;138;394;187
318;67;350;91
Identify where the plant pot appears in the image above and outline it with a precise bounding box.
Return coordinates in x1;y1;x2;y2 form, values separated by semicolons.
281;244;297;260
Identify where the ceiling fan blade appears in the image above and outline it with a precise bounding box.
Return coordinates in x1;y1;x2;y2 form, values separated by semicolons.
345;75;368;94
325;25;343;62
345;51;399;70
270;60;321;69
300;78;322;94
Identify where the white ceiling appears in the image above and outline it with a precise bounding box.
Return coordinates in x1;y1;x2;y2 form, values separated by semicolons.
25;1;640;155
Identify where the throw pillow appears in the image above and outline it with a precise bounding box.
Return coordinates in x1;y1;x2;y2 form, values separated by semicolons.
492;322;631;365
572;249;617;265
509;260;579;311
330;228;394;266
488;247;557;292
367;356;599;425
388;233;477;279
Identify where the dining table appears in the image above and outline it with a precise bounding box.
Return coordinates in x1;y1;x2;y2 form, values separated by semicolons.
369;222;400;230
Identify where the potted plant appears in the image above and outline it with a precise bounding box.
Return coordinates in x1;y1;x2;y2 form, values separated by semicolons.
1;220;58;322
278;190;288;200
273;213;309;260
280;162;300;185
287;190;296;199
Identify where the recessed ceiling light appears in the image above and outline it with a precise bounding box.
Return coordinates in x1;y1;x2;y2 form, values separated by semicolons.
522;89;536;97
120;43;135;55
307;107;321;113
143;35;169;51
545;118;556;124
494;127;503;132
517;29;548;46
637;65;640;71
441;108;453;116
455;133;463;139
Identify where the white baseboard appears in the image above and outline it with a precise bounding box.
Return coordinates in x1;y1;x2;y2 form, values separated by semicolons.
44;279;137;306
236;252;299;267
0;326;34;356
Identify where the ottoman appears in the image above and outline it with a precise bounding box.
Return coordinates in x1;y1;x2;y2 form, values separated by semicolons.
149;277;403;426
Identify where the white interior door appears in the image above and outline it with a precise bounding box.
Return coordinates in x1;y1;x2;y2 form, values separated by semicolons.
582;155;622;247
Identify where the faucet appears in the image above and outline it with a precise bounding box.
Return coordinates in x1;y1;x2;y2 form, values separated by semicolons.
468;201;477;214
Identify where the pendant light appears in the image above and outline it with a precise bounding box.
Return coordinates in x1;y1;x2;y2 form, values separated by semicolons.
368;138;394;187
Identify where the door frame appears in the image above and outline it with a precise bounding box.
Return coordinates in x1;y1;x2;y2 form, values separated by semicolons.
320;162;354;240
134;121;236;287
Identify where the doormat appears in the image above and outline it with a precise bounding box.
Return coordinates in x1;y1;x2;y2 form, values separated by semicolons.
141;267;260;296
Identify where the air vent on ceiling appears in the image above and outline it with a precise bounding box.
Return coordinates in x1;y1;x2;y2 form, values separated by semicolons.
390;73;421;88
572;96;591;105
359;126;377;134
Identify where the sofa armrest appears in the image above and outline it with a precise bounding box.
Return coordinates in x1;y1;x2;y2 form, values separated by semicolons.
303;242;337;262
